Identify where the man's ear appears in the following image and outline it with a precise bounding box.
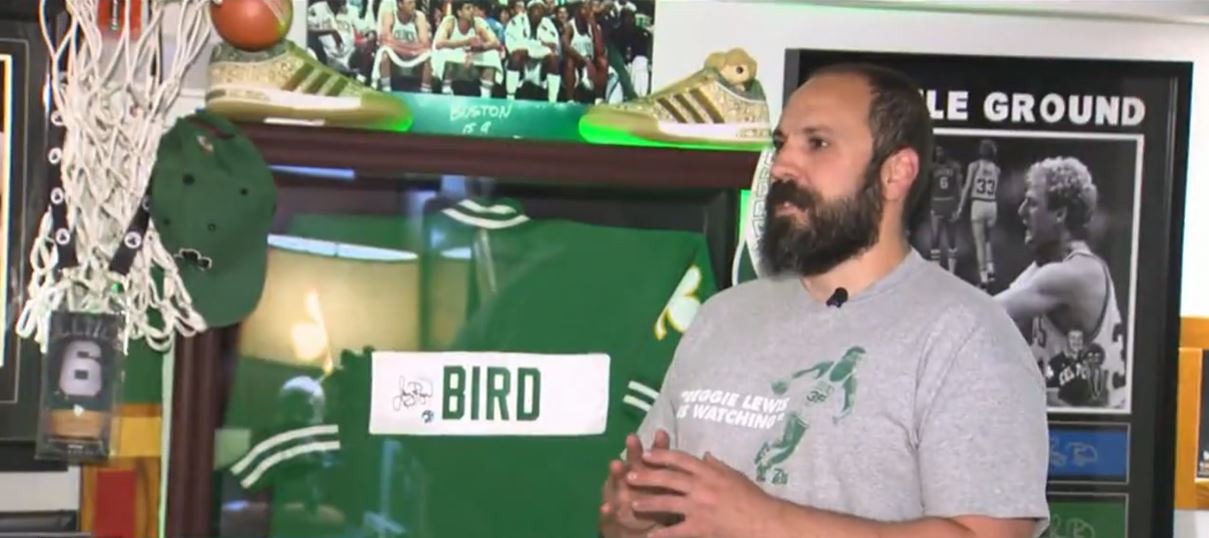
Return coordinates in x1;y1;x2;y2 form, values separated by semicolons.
881;148;919;202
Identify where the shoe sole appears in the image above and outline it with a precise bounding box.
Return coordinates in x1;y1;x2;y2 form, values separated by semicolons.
579;109;769;150
205;86;413;131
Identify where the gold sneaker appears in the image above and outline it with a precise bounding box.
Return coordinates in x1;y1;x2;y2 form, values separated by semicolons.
579;48;771;149
205;40;412;131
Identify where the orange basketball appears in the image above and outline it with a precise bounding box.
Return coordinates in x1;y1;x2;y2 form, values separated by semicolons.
210;0;292;51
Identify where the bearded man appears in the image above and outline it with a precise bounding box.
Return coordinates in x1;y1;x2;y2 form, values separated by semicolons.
598;63;1051;538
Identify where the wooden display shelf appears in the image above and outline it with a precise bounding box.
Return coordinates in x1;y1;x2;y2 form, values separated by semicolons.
237;122;763;190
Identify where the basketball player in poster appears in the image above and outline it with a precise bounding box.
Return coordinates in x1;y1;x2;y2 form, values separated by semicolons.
561;0;606;103
927;143;963;272
504;0;562;102
307;0;378;83
432;0;503;97
958;138;1001;288
995;156;1127;410
375;0;434;92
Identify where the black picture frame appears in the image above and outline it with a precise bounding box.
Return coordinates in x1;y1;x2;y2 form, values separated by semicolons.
784;48;1190;538
0;510;78;535
0;441;65;473
0;17;57;442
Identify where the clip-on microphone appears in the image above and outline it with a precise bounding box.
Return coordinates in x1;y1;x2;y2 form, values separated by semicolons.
826;288;849;308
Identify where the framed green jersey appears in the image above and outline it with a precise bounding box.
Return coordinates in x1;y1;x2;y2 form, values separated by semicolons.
217;198;719;537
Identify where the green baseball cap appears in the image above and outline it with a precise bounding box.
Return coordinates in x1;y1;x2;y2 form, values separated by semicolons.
149;110;277;328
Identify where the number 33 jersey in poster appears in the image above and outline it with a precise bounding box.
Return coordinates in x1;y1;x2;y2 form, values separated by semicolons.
217;198;718;538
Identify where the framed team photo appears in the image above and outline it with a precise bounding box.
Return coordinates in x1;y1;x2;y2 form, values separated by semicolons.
297;0;659;140
178;0;668;146
311;0;655;103
785;48;1190;538
176;0;767;151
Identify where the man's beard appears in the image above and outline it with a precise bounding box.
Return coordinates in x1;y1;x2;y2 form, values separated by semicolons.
759;165;885;277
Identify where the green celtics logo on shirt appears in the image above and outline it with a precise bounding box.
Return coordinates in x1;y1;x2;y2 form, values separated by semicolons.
655;265;704;340
369;351;610;436
753;346;866;485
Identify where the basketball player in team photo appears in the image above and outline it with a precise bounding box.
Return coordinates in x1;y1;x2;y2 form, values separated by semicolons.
432;0;503;97
959;139;1002;289
375;0;434;92
908;133;1138;413
304;0;656;102
307;0;379;84
926;143;963;273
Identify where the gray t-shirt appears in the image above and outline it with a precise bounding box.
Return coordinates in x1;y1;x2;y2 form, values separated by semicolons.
637;249;1050;534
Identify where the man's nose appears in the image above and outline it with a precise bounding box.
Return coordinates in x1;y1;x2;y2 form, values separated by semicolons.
769;151;802;185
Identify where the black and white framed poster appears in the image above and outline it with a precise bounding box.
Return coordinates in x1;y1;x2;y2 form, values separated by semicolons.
0;17;57;442
785;49;1190;538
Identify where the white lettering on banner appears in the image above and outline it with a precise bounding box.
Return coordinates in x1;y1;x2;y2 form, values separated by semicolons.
676;388;789;431
984;92;1009;122
922;89;970;121
369;351;609;436
981;92;1145;126
1011;93;1036;123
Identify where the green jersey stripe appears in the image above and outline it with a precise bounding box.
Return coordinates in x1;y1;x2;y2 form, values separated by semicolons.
231;424;339;475
441;208;530;230
627;380;659;402
459;199;520;217
443;199;530;227
623;394;653;413
239;439;342;490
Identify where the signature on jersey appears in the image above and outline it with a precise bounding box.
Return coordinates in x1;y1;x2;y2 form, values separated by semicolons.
393;376;434;411
1049;438;1100;468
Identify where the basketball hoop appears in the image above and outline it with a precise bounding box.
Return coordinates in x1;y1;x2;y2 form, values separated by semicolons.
16;0;216;353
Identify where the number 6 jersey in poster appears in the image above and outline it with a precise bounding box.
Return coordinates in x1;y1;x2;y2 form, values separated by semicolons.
785;49;1189;538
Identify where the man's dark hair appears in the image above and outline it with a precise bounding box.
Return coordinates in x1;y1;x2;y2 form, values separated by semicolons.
808;62;935;229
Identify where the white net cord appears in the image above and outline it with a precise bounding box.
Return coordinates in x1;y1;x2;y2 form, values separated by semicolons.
17;0;217;353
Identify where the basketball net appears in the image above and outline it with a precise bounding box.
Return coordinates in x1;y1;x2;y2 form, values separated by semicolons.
17;0;215;353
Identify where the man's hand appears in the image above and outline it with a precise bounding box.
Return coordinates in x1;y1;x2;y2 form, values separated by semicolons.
628;448;785;538
621;448;1041;538
600;431;676;538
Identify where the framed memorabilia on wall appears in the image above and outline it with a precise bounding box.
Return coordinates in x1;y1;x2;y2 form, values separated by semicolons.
0;17;57;441
784;49;1190;538
179;0;768;151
